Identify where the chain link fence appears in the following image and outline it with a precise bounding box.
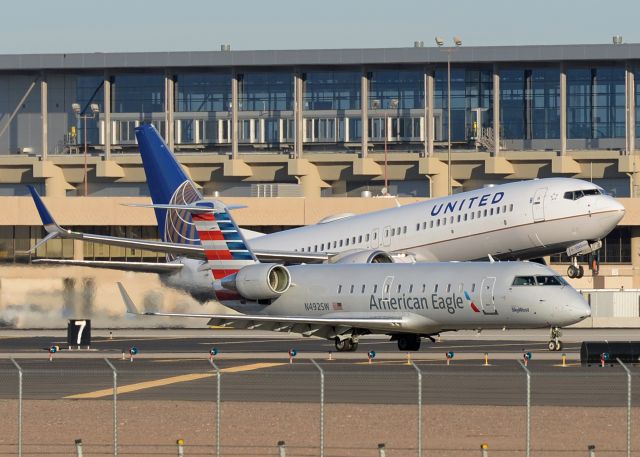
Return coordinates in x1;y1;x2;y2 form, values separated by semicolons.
0;357;636;456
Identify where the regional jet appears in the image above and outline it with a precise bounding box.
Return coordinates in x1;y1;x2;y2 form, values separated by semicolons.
118;198;591;352
29;125;624;301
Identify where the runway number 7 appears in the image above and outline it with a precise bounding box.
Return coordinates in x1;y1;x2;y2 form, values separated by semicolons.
75;320;86;345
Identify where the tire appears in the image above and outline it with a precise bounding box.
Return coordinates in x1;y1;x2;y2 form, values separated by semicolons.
397;335;420;351
567;265;578;279
577;266;584;278
349;340;359;352
548;340;557;351
555;340;562;351
335;338;347;352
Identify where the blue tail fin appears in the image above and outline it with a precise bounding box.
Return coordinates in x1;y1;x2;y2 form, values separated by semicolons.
135;124;202;245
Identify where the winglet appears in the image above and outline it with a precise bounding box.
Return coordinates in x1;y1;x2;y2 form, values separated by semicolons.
117;282;141;315
27;185;60;232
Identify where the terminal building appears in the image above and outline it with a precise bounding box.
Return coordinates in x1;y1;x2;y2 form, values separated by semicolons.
0;43;639;289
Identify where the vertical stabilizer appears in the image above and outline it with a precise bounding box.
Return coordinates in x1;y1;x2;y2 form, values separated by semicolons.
135;124;202;247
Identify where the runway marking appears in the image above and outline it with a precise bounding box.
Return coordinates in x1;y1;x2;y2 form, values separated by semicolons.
53;337;189;344
197;338;302;345
64;362;284;399
553;362;581;367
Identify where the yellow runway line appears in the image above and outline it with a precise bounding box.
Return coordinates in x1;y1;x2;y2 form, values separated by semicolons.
64;362;284;399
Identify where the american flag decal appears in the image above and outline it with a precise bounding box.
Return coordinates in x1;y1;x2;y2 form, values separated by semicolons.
332;302;343;311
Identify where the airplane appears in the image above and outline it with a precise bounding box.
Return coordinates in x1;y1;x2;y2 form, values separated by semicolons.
117;197;592;352
28;125;624;301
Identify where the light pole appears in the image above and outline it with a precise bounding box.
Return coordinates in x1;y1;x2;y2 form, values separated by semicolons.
72;102;100;197
383;98;399;194
435;36;462;195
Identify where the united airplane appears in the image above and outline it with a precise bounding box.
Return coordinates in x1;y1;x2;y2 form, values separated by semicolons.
29;125;624;301
118;198;591;352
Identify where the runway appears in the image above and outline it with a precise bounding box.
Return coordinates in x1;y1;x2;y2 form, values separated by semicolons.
0;328;637;408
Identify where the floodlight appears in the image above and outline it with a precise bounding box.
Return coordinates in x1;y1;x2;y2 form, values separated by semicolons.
453;36;462;46
72;103;81;115
371;99;381;109
389;99;399;109
90;103;100;114
435;36;444;46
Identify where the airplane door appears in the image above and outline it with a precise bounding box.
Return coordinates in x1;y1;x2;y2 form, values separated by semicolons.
382;276;394;302
480;277;497;315
370;228;380;248
532;188;547;222
382;226;392;247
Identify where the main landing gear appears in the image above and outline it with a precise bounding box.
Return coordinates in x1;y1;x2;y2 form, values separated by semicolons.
547;327;563;351
396;334;421;351
334;336;359;352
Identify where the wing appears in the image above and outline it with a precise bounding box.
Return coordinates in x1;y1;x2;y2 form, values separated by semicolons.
32;259;184;274
118;283;404;339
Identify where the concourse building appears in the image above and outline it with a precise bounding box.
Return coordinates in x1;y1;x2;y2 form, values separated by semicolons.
0;43;639;289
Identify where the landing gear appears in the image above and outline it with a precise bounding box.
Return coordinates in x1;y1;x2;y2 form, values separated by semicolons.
548;327;562;351
397;334;421;351
567;259;584;279
334;336;359;352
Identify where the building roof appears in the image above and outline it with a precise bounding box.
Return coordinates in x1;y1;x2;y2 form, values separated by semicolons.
0;44;639;70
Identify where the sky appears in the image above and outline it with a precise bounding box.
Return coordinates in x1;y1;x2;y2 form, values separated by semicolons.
2;0;639;54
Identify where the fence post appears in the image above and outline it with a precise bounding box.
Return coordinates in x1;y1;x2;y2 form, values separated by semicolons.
277;440;286;457
311;359;325;457
75;438;84;457
209;359;221;457
411;362;423;457
518;360;531;457
104;358;118;457
10;358;22;457
617;358;631;457
378;443;386;457
480;443;489;457
176;439;185;457
588;444;596;457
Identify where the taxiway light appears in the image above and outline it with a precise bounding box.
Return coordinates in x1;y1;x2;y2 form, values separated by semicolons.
49;345;59;354
288;349;297;357
446;351;455;359
523;352;532;361
209;347;219;356
368;350;376;359
129;346;138;356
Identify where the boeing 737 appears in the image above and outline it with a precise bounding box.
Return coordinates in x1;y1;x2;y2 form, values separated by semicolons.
118;198;591;352
29;125;624;301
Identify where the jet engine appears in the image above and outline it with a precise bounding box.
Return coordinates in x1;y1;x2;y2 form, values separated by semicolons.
221;263;291;300
329;249;395;264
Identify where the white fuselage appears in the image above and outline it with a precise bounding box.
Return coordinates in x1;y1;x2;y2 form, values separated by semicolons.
227;262;591;335
162;178;624;300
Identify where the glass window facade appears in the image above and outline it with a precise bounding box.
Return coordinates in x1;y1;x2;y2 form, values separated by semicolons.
304;71;360;110
238;71;293;111
567;67;625;139
176;72;231;112
550;227;631;264
501;68;560;139
434;68;492;142
369;69;423;109
113;73;164;113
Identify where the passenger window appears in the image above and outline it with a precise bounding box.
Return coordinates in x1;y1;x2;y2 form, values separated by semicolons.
373;285;378;293
430;221;434;228
471;212;475;220
350;285;354;294
373;232;378;239
422;222;427;229
464;213;468;221
385;229;389;237
422;284;426;293
397;284;402;293
333;241;337;248
477;210;481;218
403;226;407;234
471;283;476;292
409;284;413;293
442;218;447;226
391;228;396;236
449;216;454;224
502;205;507;213
345;238;349;246
416;223;421;231
358;235;362;243
434;284;439;293
384;284;390;293
361;284;365;293
314;245;318;252
509;204;514;212
339;240;343;247
512;276;536;286
489;208;493;216
483;209;488;217
457;215;461;222
446;284;451;293
338;285;342;294
436;220;440;227
321;243;324;251
352;236;356;244
365;234;370;242
496;207;500;214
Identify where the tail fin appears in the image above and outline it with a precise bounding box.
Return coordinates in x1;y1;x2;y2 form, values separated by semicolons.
135;124;202;245
189;200;257;280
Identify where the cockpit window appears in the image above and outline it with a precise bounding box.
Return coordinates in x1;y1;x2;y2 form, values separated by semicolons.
535;275;565;286
512;276;536;286
564;189;602;200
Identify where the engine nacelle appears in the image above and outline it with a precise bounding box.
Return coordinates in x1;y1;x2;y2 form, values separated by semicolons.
221;263;291;300
329;249;394;264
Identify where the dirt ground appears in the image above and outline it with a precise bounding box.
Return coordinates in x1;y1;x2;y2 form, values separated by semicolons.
0;400;636;456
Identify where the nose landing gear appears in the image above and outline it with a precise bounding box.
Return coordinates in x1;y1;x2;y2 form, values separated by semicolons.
548;327;563;351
